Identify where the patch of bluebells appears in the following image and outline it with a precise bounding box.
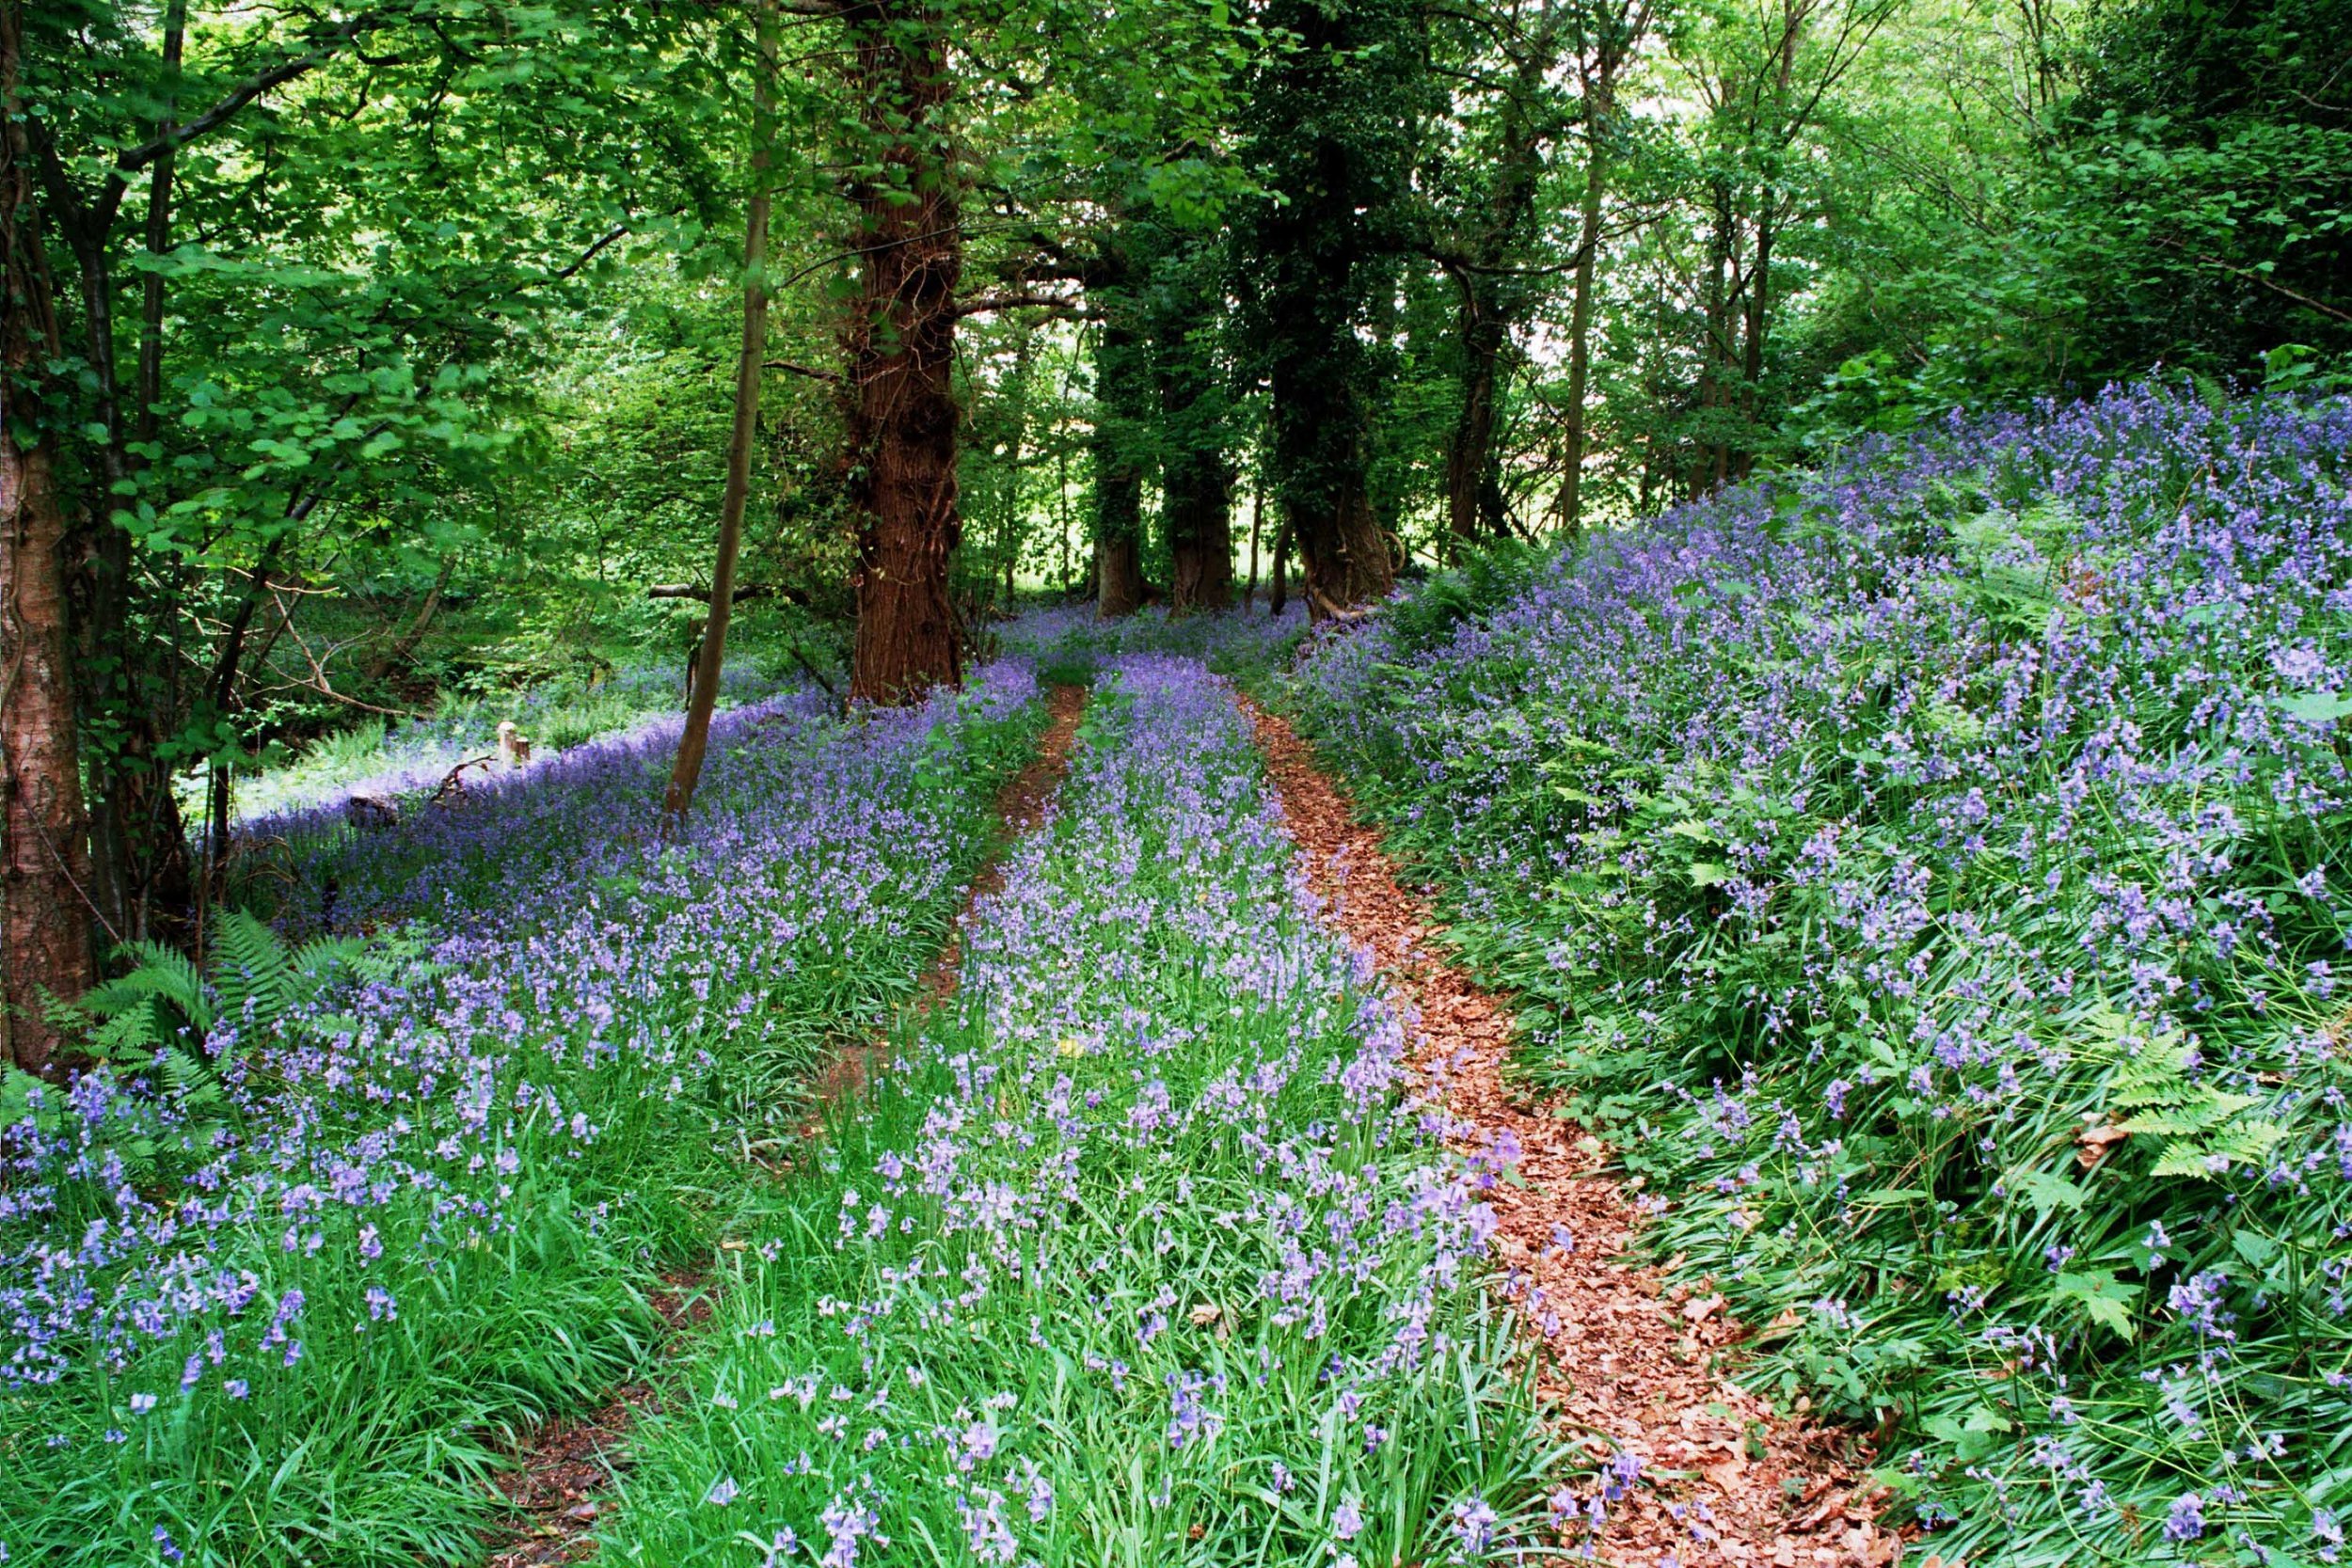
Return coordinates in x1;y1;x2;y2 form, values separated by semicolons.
0;665;1044;1563
602;654;1551;1564
1295;385;2352;1561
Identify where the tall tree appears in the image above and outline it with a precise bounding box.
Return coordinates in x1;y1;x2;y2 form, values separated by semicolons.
838;0;966;703
1428;0;1577;552
667;2;776;818
1240;0;1431;618
0;0;95;1072
1559;0;1653;532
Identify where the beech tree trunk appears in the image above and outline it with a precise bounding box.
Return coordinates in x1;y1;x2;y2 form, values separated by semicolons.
2;6;96;1070
668;2;774;816
844;0;963;704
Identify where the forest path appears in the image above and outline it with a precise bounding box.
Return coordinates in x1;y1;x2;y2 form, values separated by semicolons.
483;686;1089;1568
1242;697;1892;1568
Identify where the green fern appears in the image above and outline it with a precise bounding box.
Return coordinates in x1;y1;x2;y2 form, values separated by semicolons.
72;911;369;1110
2090;1007;2285;1178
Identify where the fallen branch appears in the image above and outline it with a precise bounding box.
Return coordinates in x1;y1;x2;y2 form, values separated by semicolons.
647;581;812;607
787;642;840;702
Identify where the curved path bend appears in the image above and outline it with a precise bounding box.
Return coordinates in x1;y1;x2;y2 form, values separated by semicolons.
1244;696;1891;1568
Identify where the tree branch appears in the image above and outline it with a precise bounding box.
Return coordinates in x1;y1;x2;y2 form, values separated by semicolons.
115;9;386;177
956;291;1093;319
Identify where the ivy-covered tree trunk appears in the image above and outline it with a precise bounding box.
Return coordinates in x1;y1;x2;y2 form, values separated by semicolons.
1443;302;1508;550
1;4;95;1071
845;0;963;704
1245;0;1418;620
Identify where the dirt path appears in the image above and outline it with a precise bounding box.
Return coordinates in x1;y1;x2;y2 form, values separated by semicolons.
1243;697;1891;1568
485;687;1089;1567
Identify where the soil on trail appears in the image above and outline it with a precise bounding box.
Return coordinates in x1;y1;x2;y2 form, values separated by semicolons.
1243;697;1893;1568
484;688;1088;1567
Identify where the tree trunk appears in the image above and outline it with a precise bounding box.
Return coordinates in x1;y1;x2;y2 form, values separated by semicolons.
844;0;962;704
1;6;96;1070
1560;75;1612;535
668;2;775;815
1165;447;1232;612
1090;317;1148;619
1444;304;1505;553
363;555;453;683
1700;182;1738;495
1295;472;1392;619
1267;516;1293;618
1242;483;1262;607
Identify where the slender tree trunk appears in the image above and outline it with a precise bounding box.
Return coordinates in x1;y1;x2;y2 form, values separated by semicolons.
1700;182;1738;494
70;0;193;945
2;7;96;1069
1560;76;1612;535
844;0;962;703
1242;483;1262;607
667;2;775;816
364;555;453;683
1267;516;1293;618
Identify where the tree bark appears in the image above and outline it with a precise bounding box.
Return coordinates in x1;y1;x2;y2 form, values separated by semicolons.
1;3;96;1070
667;1;774;816
1242;482;1262;607
844;0;962;704
363;554;453;683
1165;447;1232;612
1267;516;1293;618
1090;317;1148;618
1444;307;1506;552
1560;74;1613;535
1295;471;1393;618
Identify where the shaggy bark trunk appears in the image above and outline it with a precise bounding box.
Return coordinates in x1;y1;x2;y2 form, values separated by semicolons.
668;3;774;815
1;6;96;1070
844;0;962;704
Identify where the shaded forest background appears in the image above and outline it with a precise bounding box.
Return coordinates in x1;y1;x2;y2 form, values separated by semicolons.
3;0;2348;1064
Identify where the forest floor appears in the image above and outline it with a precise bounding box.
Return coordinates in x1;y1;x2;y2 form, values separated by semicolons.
1245;697;1894;1568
